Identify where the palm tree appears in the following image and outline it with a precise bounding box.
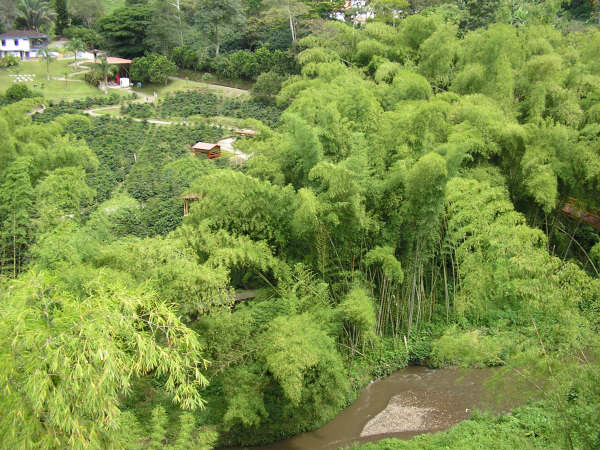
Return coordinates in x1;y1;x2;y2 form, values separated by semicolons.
16;0;56;31
37;46;54;81
95;56;117;93
66;38;86;64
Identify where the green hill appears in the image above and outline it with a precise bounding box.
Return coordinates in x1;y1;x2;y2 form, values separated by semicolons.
102;0;125;13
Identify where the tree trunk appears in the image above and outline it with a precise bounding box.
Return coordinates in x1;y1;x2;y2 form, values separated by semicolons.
287;4;296;42
215;25;220;56
176;0;184;47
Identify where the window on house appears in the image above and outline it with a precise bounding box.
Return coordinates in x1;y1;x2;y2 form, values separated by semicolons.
1;40;5;47
14;39;19;46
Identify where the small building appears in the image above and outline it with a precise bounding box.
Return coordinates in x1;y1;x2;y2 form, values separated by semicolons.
235;128;258;137
562;198;600;231
183;193;202;216
86;56;133;78
192;142;221;159
0;30;48;60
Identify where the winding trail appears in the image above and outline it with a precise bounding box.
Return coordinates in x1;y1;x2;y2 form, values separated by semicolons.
81;106;252;160
218;137;251;161
83;105;175;125
28;103;46;115
58;62;252;159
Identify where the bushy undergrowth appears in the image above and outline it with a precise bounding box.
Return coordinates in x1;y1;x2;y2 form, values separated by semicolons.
32;93;125;123
429;325;513;368
358;407;555;449
122;90;282;126
61;115;224;234
2;6;600;449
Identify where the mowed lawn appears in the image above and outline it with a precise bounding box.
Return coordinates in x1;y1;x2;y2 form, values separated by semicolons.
0;59;123;102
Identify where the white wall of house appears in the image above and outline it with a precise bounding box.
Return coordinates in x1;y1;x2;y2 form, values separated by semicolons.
336;0;375;23
1;38;32;52
0;37;47;60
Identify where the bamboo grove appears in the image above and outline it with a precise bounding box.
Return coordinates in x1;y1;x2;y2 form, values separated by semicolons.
1;7;600;450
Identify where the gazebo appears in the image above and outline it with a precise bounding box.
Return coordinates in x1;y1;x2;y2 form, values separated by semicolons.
86;56;133;77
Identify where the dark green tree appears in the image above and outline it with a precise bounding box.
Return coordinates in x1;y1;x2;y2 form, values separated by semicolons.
131;53;176;84
96;4;153;58
16;0;56;31
0;0;17;32
148;54;177;85
195;0;245;56
459;0;503;30
54;0;69;34
68;0;104;27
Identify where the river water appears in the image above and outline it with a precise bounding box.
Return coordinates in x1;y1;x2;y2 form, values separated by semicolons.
236;366;506;450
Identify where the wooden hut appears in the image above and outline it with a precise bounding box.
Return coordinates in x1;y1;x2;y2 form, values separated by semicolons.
561;198;600;230
183;193;202;216
235;129;258;137
192;142;221;159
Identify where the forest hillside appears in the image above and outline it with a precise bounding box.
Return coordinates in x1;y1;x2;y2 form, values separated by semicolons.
1;0;600;449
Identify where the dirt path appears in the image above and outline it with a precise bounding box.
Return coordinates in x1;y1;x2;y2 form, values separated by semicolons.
28;104;46;115
53;76;85;82
83;105;176;125
67;60;93;77
83;105;120;117
218;137;251;160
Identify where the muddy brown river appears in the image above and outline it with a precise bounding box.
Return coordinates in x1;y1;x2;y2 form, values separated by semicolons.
232;366;510;450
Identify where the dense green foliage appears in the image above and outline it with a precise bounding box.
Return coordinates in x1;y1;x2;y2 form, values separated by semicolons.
31;93;124;122
121;89;282;126
179;46;299;81
131;54;178;86
1;1;600;449
1;82;39;105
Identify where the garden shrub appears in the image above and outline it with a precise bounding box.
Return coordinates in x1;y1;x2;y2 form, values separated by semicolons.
0;54;20;68
4;83;35;102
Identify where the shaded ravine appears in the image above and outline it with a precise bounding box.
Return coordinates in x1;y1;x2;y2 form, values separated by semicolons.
230;366;513;450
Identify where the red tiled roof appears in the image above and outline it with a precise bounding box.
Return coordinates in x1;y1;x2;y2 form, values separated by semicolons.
85;57;133;65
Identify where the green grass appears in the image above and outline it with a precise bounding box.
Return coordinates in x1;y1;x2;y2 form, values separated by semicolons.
132;78;250;99
102;0;125;13
93;107;121;116
176;69;254;91
0;59;129;102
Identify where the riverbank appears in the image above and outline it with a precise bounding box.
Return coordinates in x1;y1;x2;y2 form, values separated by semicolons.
228;366;512;450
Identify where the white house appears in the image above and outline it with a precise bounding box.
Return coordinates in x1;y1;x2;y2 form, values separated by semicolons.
335;1;375;24
0;30;49;61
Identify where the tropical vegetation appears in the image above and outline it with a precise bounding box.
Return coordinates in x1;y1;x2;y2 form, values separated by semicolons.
0;1;600;450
